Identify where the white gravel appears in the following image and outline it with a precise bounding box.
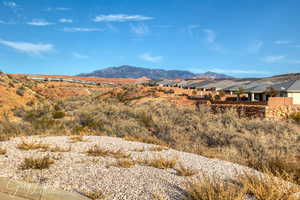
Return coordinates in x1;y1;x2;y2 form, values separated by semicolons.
0;136;260;200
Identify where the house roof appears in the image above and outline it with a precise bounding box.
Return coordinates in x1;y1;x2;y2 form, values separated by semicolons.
271;79;300;92
225;81;273;92
186;80;216;88
201;80;247;90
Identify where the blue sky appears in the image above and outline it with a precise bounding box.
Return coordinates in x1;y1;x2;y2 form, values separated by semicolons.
0;0;300;77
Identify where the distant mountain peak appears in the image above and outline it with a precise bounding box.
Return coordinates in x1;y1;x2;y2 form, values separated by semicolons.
78;65;232;80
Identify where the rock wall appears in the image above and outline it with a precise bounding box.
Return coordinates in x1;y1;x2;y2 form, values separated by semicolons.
209;104;267;118
266;105;300;120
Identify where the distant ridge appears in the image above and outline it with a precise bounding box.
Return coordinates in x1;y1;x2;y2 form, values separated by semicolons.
78;65;232;80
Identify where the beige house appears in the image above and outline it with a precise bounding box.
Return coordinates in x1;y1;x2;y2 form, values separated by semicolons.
272;80;300;105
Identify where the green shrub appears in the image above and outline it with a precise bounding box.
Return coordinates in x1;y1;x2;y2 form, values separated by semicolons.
52;111;65;119
16;87;25;96
290;112;300;123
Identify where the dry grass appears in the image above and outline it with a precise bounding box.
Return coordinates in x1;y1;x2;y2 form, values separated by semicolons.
0;134;9;142
151;193;168;200
81;190;105;200
185;172;300;200
0;147;6;155
19;156;54;170
141;155;177;169
109;159;136;168
148;146;169;152
17;141;49;151
69;136;87;143
86;145;131;159
175;163;198;176
2;85;300;184
131;147;146;152
49;145;71;152
124;136;168;146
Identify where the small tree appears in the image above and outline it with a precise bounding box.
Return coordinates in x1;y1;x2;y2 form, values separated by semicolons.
235;88;245;101
265;87;279;97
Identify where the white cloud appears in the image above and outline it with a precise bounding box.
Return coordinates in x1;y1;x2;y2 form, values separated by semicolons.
93;14;153;22
63;27;103;32
186;24;200;36
274;40;292;45
139;53;163;62
3;1;17;8
130;23;149;36
59;18;73;23
203;29;216;43
0;39;54;55
46;7;71;11
72;52;89;59
247;40;263;54
202;29;223;52
262;55;286;63
26;19;53;26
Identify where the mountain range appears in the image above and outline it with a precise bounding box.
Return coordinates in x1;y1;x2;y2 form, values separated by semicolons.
78;65;232;80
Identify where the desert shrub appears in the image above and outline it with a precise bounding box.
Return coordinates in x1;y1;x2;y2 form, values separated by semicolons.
52;110;65;119
185;173;299;200
3;86;300;185
19;156;54;170
16;86;25;96
290;112;300;123
0;148;6;155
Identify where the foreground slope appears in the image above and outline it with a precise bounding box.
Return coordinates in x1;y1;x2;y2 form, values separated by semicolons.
0;136;299;200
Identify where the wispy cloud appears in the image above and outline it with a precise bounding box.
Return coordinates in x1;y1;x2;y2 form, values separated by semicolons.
139;52;163;62
247;40;263;54
130;23;149;36
288;60;300;64
202;29;223;52
3;1;17;8
106;23;118;32
0;20;15;24
72;52;89;59
45;7;71;11
59;18;73;23
93;14;153;22
0;39;54;55
274;40;292;45
262;55;286;63
26;19;54;26
203;29;216;43
63;27;103;32
186;24;200;37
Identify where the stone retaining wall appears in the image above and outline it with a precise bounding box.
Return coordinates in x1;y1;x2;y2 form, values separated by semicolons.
266;105;300;120
209;104;267;118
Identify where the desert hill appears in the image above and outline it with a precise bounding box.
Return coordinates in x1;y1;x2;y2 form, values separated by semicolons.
78;65;232;80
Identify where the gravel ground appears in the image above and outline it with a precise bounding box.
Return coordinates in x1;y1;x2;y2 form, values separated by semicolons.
0;136;260;200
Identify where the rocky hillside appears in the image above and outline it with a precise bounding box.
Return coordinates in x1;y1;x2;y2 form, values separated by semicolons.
78;65;232;80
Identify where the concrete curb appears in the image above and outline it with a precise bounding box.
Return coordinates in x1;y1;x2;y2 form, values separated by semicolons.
0;178;90;200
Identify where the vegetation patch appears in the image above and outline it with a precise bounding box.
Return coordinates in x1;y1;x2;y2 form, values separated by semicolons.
185;172;299;200
81;190;105;200
86;145;131;159
109;159;136;168
17;141;50;151
19;156;54;170
49;145;71;152
141;155;177;169
0;148;6;155
175;163;198;176
69;136;87;143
